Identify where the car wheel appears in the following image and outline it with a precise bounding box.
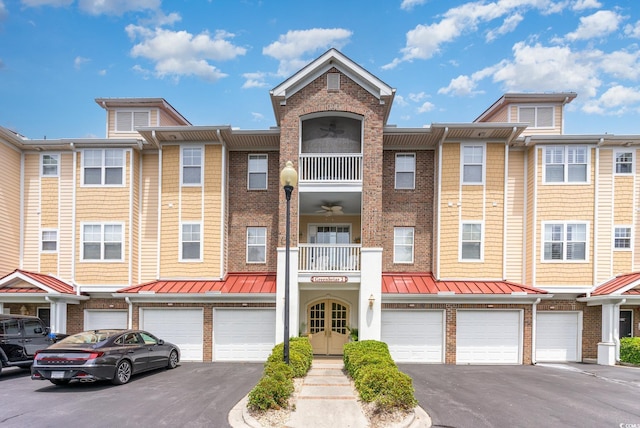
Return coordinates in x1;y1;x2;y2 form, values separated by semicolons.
167;350;178;369
112;360;132;385
49;379;70;386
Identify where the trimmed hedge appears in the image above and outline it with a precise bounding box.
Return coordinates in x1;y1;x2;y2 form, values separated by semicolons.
247;337;313;411
343;340;418;411
620;337;640;365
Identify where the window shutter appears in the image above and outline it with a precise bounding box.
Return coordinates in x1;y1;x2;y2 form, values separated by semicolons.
133;111;150;129
537;107;553;127
116;112;132;132
519;107;535;125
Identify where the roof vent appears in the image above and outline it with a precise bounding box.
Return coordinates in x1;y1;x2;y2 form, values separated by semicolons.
327;73;340;91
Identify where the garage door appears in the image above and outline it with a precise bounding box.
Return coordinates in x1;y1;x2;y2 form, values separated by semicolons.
84;310;128;330
213;309;276;361
536;312;580;362
381;310;444;363
140;308;204;362
457;310;522;364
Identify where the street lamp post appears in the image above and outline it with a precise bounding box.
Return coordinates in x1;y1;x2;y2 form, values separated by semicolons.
280;160;297;364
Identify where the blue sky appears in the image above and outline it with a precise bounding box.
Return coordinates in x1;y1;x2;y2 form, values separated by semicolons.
1;0;639;139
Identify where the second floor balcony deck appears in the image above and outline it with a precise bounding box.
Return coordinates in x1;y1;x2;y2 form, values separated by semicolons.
298;244;361;273
298;153;362;184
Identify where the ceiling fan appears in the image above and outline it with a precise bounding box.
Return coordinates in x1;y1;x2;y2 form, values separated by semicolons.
316;202;343;216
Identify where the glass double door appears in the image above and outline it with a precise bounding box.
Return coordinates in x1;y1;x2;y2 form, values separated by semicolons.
308;300;349;355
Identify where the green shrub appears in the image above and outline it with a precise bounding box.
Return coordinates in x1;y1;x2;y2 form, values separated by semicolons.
343;340;391;378
247;374;294;410
620;337;640;365
267;337;313;377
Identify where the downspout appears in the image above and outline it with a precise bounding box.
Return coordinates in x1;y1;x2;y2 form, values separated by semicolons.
125;297;133;329
156;139;163;280
593;143;601;286
531;297;541;364
71;145;77;290
436;127;449;280
217;129;227;277
503;139;510;280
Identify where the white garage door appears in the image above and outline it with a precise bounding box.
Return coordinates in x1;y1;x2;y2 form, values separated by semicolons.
213;309;276;362
381;310;444;363
457;310;522;364
140;308;204;362
536;312;580;362
84;310;128;330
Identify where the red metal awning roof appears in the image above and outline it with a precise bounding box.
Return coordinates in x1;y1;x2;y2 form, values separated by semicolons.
0;269;78;295
591;272;640;296
382;273;546;294
118;272;276;294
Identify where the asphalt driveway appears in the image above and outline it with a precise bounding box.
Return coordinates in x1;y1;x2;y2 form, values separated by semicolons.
400;362;640;428
0;362;263;428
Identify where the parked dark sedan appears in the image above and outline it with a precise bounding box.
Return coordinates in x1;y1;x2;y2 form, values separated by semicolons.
31;329;180;385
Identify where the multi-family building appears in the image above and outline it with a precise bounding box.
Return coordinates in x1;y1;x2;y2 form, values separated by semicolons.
1;49;638;365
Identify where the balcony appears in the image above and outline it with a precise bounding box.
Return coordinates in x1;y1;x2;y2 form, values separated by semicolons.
298;244;361;272
298;154;362;183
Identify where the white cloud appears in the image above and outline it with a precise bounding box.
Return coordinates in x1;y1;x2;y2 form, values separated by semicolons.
0;1;7;20
127;26;246;82
385;0;570;68
242;72;269;89
78;0;160;15
251;112;265;121
394;94;409;107
624;21;640;38
263;28;352;77
417;101;435;113
572;0;601;11
583;85;640;115
20;0;73;6
438;74;480;96
98;69;106;76
486;13;523;42
564;10;622;41
598;50;640;80
74;56;90;69
408;92;427;102
400;0;427;11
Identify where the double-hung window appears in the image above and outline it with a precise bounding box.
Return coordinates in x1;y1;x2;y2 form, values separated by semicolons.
615;151;634;174
248;154;268;190
82;223;123;261
182;147;203;185
462;145;484;184
41;154;59;177
394;227;414;263
247;227;267;263
544;146;588;183
519;106;553;128
543;222;587;261
614;226;632;250
395;153;415;189
41;229;58;252
460;222;482;261
83;149;124;186
181;223;202;261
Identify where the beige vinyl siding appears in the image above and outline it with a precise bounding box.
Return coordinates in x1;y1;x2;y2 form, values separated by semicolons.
40;175;59;273
139;152;159;283
58;153;74;280
505;150;525;282
596;149;614;282
635;149;640;270
203;145;222;274
439;143;461;276
0;143;21;276
160;146;180;276
534;147;594;285
613;163;635;275
23;154;40;271
159;112;184;126
74;150;132;284
484;106;508;122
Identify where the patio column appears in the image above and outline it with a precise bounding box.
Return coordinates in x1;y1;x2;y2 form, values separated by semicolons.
276;247;299;344
46;298;68;334
597;301;623;365
359;247;382;341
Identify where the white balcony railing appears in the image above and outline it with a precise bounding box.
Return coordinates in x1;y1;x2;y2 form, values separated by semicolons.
298;154;362;183
298;244;361;272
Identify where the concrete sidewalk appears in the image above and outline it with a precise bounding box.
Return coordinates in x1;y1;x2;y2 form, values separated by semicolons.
229;357;431;428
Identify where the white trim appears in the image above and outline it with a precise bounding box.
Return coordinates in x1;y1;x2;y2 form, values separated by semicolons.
613;225;633;251
40;153;60;178
394;152;416;190
460;143;486;185
459;221;484;262
180;145;204;187
114;109;151;133
80;148;126;187
180;221;203;262
517;105;555;129
247;153;268;190
246;226;267;264
542;145;591;185
79;222;125;262
541;221;590;263
613;149;635;175
393;226;414;264
40;228;58;254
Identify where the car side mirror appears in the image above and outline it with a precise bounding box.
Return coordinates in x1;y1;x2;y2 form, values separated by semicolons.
158;339;165;345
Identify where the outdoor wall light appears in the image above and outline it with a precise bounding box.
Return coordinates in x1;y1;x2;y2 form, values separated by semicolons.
369;294;375;308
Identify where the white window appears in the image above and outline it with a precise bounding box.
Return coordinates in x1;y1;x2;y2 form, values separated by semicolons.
248;154;268;190
519;106;553;128
82;223;123;261
462;145;484;184
460;222;482;261
543;222;587;261
41;229;57;252
247;227;267;263
615;151;634;175
395;153;415;189
182;147;203;185
82;149;124;186
115;110;150;132
181;223;202;261
544;146;588;183
394;227;414;263
41;154;59;177
614;226;632;250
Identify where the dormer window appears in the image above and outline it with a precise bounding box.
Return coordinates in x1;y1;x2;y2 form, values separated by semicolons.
519;106;553;128
115;110;150;132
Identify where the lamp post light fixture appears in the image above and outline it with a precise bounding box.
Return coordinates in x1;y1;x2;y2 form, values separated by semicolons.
280;160;298;364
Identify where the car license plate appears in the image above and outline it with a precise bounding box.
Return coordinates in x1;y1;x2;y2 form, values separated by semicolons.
51;371;65;379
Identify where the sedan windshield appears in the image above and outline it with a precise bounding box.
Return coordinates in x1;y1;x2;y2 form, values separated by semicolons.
58;330;124;345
